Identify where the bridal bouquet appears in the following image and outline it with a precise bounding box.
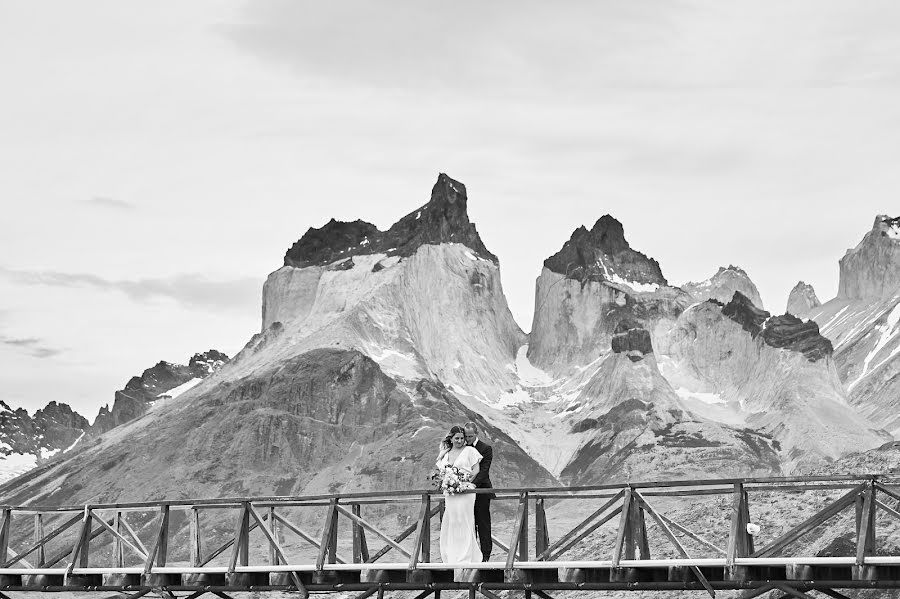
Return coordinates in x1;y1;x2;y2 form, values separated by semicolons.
429;465;475;495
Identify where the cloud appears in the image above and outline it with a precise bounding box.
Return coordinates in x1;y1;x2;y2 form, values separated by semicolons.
225;1;900;93
0;268;260;313
0;335;63;359
82;196;134;210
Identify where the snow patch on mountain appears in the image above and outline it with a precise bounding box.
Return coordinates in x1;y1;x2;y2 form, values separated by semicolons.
514;345;553;386
849;302;900;390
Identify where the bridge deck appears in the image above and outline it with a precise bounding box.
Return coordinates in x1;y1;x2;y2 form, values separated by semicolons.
1;474;899;598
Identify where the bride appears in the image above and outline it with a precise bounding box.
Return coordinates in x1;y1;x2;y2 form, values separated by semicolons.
436;425;483;570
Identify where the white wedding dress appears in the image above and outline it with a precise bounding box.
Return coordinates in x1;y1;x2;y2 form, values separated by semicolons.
437;446;483;573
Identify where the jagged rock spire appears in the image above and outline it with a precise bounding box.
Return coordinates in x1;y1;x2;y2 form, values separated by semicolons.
543;215;666;286
284;173;496;268
838;214;900;300
786;281;821;318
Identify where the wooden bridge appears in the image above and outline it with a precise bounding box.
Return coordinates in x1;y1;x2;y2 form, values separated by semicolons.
2;475;900;598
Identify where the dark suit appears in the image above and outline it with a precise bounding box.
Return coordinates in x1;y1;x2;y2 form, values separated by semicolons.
470;439;495;561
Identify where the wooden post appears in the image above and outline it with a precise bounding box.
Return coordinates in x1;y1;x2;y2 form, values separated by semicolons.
238;502;250;567
317;499;339;570
634;501;650;560
519;492;529;562
535;498;549;560
611;487;633;569
855;481;877;580
352;504;369;562
227;503;249;576
268;506;279;565
144;504;170;575
114;512;124;568
157;505;169;567
420;495;430;563
726;483;752;581
0;509;10;566
407;494;431;568
34;513;45;567
189;508;202;567
78;509;92;568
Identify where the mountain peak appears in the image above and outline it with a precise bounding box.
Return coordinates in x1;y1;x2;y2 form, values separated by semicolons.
543;215;666;286
786;281;821;318
284;173;496;268
837;214;900;300
683;265;764;309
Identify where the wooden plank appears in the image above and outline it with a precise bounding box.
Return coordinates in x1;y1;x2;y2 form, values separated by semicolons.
142;504;169;574
200;513;265;567
352;504;366;563
247;503;307;594
550;505;623;561
227;503;249;575
636;504;650;560
43;515;114;568
113;512;124;568
268;507;278;566
536;489;625;561
2;545;33;569
272;511;348;564
505;493;528;571
518;493;529;562
856;484;875;566
752;482;866;558
408;494;430;569
337;504;412;559
239;503;250;566
190;508;202;567
316;499;339;570
636;493;715;598
738;585;776;599
535;498;549;560
727;483;746;566
875;498;900;522
118;514;150;556
89;510;148;560
34;513;45;567
875;482;900;504
657;512;726;556
491;534;510;554
65;507;91;578
772;584;816;598
6;473;879;513
0;508;10;565
610;488;633;568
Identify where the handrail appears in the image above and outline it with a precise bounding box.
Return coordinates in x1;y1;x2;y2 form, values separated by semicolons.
1;473;889;512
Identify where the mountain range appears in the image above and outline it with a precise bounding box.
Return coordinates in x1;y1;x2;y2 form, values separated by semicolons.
1;175;897;511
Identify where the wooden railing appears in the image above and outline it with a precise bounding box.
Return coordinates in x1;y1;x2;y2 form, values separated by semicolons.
1;475;900;598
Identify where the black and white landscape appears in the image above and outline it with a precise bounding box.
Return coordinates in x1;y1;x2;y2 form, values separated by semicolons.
2;175;897;507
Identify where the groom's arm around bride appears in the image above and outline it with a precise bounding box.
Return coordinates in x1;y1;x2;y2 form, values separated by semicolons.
464;422;494;561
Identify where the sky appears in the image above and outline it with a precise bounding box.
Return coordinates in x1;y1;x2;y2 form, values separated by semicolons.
2;0;900;419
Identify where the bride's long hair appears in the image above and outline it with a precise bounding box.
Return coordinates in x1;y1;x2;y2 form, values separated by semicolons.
441;425;466;451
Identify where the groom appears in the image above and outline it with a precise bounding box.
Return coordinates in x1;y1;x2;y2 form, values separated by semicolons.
464;422;494;561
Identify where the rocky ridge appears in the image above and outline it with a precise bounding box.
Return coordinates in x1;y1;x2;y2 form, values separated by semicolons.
91;349;229;434
0;401;88;481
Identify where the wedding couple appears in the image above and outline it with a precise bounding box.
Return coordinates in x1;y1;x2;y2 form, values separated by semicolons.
435;422;494;566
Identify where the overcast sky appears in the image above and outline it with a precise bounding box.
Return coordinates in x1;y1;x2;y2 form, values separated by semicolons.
2;0;899;419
